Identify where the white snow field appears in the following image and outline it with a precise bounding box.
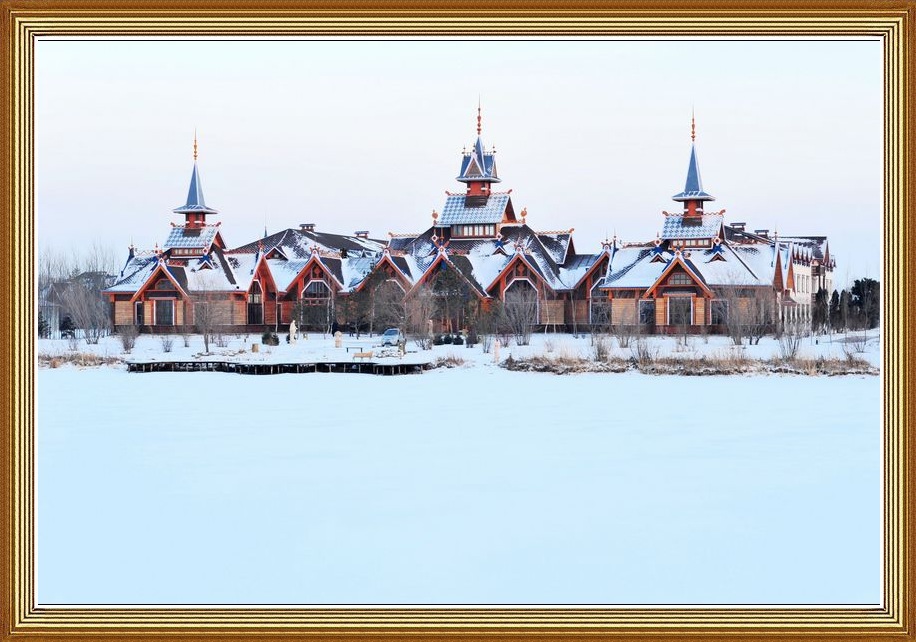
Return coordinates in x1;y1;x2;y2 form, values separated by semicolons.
36;332;881;606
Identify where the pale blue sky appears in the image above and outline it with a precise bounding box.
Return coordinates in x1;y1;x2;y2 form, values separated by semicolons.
36;39;882;286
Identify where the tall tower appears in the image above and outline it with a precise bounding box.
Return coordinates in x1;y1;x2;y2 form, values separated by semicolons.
173;133;218;228
456;104;501;205
671;115;715;217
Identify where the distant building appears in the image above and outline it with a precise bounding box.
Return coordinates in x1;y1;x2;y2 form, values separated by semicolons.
104;113;834;334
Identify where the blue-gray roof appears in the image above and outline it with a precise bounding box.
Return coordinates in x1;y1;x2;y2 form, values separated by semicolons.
438;193;511;225
173;162;218;215
457;136;500;183
163;225;220;249
672;144;715;202
661;213;724;240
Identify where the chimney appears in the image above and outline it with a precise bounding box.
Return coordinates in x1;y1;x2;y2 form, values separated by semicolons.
754;229;769;239
299;223;315;233
354;230;369;239
730;222;746;232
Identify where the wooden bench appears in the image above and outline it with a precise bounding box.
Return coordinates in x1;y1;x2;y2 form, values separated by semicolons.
352;351;373;361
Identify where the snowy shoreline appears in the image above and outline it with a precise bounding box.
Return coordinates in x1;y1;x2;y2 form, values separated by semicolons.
36;330;880;376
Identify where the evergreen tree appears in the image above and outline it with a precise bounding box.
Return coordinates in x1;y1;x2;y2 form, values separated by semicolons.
850;278;880;330
38;311;50;338
828;289;841;331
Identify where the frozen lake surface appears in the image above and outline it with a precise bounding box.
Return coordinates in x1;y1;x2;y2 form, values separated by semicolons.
36;357;881;606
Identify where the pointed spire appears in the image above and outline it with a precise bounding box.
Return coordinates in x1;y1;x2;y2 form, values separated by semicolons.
174;134;219;218
672;113;715;204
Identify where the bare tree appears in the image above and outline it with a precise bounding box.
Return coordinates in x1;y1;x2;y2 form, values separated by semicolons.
503;283;538;346
193;290;230;353
719;284;777;346
405;285;436;350
57;277;112;344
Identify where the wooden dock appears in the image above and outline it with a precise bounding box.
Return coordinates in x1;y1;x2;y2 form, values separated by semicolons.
126;359;428;376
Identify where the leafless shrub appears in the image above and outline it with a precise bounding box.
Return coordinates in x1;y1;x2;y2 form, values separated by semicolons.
630;339;657;368
160;335;174;353
543;337;555;353
118;324;139;353
38;352;121;368
778;322;804;361
213;333;229;348
182;333;191;348
612;324;637;349
592;335;610;362
67;335;79;351
433;354;467;368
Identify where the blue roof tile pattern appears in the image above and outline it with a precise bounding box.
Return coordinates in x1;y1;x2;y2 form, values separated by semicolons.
457;136;500;183
661;213;724;240
438;193;510;225
163;225;220;249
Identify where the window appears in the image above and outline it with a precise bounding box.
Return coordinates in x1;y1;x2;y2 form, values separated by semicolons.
711;300;728;325
667;297;692;326
247;282;263;324
135;301;144;326
668;272;692;286
155;277;175;290
638;300;655;326
154;299;174;326
303;280;331;300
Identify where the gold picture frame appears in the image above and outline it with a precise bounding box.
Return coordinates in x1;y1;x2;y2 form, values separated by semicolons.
1;2;910;639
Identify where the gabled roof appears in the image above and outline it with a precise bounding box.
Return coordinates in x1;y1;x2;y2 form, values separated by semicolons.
661;212;724;240
438;192;512;226
173;162;218;215
163;224;221;250
229;228;385;258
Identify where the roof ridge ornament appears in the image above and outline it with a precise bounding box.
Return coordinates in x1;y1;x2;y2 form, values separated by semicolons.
691;108;695;143
193;129;198;161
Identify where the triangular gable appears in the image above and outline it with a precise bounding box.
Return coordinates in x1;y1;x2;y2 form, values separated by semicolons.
211;230;227;251
571;252;610;291
289;254;345;293
463;156;483;178
409;253;485;298
773;249;784;291
251;254;279;294
786;259;796;291
130;262;188;303
352;253;412;294
643;255;714;299
485;251;549;295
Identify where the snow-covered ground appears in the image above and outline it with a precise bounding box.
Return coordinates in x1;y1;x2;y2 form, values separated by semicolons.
36;331;881;606
37;328;882;369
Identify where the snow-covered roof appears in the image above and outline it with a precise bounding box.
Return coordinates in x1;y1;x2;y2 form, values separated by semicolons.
661;212;724;240
163;224;220;250
438;193;511;226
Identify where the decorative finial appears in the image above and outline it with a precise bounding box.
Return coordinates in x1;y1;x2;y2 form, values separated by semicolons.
477;99;482;136
691;108;695;143
193;129;198;161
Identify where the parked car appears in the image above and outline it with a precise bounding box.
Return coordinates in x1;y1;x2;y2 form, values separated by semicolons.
380;327;404;346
